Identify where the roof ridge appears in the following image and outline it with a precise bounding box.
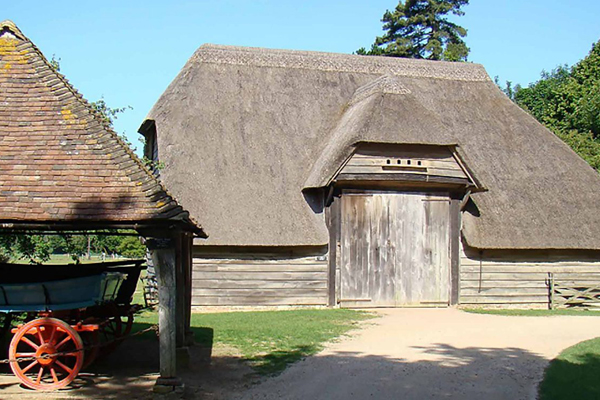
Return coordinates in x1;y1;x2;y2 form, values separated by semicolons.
0;20;25;40
349;75;412;106
194;44;490;82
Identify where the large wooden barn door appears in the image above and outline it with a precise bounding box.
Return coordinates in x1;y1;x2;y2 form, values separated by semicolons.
339;192;450;307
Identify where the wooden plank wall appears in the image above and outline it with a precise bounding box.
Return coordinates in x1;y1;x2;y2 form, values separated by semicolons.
340;146;468;179
191;254;329;307
459;244;600;307
339;192;450;307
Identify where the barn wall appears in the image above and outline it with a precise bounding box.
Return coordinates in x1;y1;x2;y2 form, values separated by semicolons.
191;248;328;307
459;243;600;308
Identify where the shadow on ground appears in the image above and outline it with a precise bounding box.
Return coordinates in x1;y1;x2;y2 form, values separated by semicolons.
1;324;589;399
0;322;220;399
237;344;551;400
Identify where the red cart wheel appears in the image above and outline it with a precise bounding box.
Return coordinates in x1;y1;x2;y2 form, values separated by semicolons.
80;330;99;370
122;310;134;337
100;315;122;353
9;318;84;391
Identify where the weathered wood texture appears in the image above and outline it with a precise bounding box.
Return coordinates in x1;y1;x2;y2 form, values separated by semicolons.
174;234;185;348
151;246;178;379
459;244;600;306
181;233;194;345
549;273;600;309
449;198;461;305
191;256;328;306
326;196;341;306
340;192;450;307
339;146;468;179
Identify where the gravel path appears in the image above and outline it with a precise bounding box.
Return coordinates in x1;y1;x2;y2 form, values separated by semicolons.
239;308;600;400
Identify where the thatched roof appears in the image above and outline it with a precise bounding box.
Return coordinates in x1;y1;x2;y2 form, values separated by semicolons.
304;74;459;189
0;21;205;235
144;44;600;250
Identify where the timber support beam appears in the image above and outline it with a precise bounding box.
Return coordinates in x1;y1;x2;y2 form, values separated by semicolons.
147;235;188;393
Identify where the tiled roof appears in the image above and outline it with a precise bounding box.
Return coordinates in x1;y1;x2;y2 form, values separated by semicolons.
0;20;204;235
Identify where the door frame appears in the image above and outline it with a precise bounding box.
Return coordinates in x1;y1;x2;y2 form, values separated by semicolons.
326;188;462;307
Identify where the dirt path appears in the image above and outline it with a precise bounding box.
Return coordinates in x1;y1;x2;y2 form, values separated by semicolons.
238;308;600;400
2;309;600;399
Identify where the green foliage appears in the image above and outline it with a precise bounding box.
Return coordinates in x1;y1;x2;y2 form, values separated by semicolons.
116;236;146;259
511;40;600;171
133;309;374;375
141;157;165;172
494;76;521;102
0;232;146;264
89;98;131;129
0;235;52;264
357;0;470;61
538;336;600;400
89;98;135;152
514;65;575;133
45;54;136;150
48;54;61;72
58;235;88;262
555;130;600;171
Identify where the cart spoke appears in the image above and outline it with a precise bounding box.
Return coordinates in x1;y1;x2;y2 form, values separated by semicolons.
36;327;45;345
50;367;59;384
48;325;57;344
21;360;39;374
10;318;84;390
21;336;39;350
55;360;72;374
36;367;44;384
15;352;35;358
55;335;72;350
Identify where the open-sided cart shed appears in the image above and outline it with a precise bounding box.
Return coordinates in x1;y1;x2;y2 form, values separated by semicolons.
0;20;206;391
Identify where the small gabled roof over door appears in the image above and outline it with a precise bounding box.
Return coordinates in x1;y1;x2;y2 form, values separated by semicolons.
332;143;480;190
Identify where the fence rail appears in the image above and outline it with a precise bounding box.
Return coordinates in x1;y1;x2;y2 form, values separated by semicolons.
548;272;600;309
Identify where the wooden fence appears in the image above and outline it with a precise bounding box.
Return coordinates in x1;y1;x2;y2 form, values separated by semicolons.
549;272;600;309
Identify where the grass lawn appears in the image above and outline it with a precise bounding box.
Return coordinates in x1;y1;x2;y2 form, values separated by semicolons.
132;308;374;375
538;337;600;400
463;308;600;317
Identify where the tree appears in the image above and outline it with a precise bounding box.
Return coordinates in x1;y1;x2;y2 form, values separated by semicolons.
0;235;52;263
116;236;146;259
494;76;521;103
512;40;600;172
357;0;470;61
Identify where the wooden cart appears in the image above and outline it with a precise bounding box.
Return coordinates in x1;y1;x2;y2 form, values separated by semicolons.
0;260;145;390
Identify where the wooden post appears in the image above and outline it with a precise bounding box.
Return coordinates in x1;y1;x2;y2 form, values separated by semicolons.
174;234;186;349
183;233;194;345
449;196;461;305
548;272;555;310
326;196;340;307
174;232;193;368
148;238;182;391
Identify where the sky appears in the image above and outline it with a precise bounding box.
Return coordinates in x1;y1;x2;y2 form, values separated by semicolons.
3;1;600;153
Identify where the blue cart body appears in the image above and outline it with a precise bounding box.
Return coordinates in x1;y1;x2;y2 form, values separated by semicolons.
0;272;125;313
0;260;144;314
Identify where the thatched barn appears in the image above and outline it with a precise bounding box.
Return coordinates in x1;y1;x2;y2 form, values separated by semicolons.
140;45;600;309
